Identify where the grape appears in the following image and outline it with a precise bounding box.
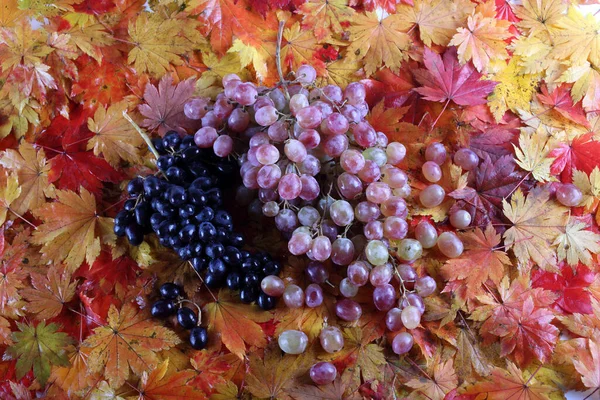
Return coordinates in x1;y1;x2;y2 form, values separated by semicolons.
290;93;309;115
397;264;417;284
213;95;233;119
347;261;370;286
305;283;324;307
268;121;290;142
381;197;408;218
340;149;366;174
213;135;234;157
227;108;250;133
257;293;277;310
415;276;436;297
278;330;308;354
355;201;380;222
283;284;304;308
312;100;334;118
242;167;259;189
298;129;320;149
201;110;221;128
373;283;396;311
189;327;208;350
363;148;387;167
224;79;241;100
355;101;369;118
151;299;175;318
235;82;258;106
419;184;446;208
392;332;413;355
320;326;344;353
194;127;218;148
344;82;366;105
437;232;464;258
331;238;355;265
556;183;583;207
425;142;446;165
394;184;412;199
222;73;240;86
299;175;320;200
381;165;407;188
454;148;479;170
322;85;343;103
288;232;312;255
366;240;389;265
284;139;307;163
369;264;393;286
260;275;285;297
449;210;471;229
340;277;359;297
275;209;299;232
177;307;198;329
415;221;438;248
296;106;323;129
255;105;279;126
310;362;337;385
278;173;302;200
401;306;421;329
341;104;361;123
323;134;349;157
330;200;354;226
257;164;282;189
386;308;404;331
289;85;309;97
377;132;388;147
298;206;320;227
311;235;332;261
337;173;363;199
253;96;275;111
298;155;321;176
184;98;209;119
335;299;362;321
383;216;408;240
364;220;383;240
269;89;287;111
366;182;392;204
352;122;377;148
386;142;406;164
422;161;442;183
401;293;425;315
306;261;329;284
320;219;339;242
297;64;317;84
324;113;349;135
396;239;423;262
256;144;280;165
159;283;182;299
358;160;381;183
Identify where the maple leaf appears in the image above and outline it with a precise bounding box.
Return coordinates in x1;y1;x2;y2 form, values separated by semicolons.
246;341;314;399
83;302;181;388
549;133;600;183
513;127;555;182
396;0;473;47
553;220;600;267
551;6;600;66
502;186;569;271
286;372;361;400
132;360;207;400
405;358;458;400
190;349;241;395
138;74;195;136
514;0;566;38
32;187;116;272
281;22;323;76
49;345;97;397
532;263;595;315
87;100;144;167
573;339;600;391
5;321;72;385
413;47;498;106
486;56;540;122
441;225;511;302
345;12;411;77
557;61;600;112
0;23;53;72
0;315;13;346
0;142;51;215
0;0;28;29
21;265;77;319
298;0;355;41
536;84;589;127
204;289;271;359
70;54;130;108
0;228;27;319
0;173;20;227
573;167;600;212
65;20;114;64
449;1;512;73
462;361;555;399
6;63;58;105
454;326;492;378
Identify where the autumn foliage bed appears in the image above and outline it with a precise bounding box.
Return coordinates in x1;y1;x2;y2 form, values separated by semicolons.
1;0;600;399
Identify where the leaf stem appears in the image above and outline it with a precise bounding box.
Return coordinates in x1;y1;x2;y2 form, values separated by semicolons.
122;111;160;160
8;209;37;229
275;20;290;101
430;99;450;130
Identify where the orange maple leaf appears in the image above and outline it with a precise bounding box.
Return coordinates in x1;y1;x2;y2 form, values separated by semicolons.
573;339;600;391
298;0;355;41
49;345;97;397
21;265;77;320
405;358;458;400
83;302;181;388
0;228;28;319
133;360;207;400
190;349;242;395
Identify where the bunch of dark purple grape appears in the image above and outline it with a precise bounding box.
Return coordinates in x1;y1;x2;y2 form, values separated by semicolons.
113;131;281;310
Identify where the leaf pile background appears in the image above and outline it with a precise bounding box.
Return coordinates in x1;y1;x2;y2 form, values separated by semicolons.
0;0;600;398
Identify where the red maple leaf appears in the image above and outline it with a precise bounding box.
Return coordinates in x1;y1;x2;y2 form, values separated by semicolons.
537;84;589;127
413;47;498;106
75;250;141;294
532;263;595;315
549;133;600;183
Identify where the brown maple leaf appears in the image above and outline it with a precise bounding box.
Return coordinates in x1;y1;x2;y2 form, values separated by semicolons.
405;357;458;400
21;265;77;320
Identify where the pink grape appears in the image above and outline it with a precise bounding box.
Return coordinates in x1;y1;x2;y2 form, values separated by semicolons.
320;326;344;353
425;142;447;165
227;108;250;132
288;232;312;255
340;277;359;297
184;97;209;119
311;235;332;261
397;264;417;285
450;210;471;229
373;283;396;311
415;221;438;248
312;100;333;118
298;206;320;227
269;89;286;110
341;104;361;123
401;293;425;315
370;264;393;286
322;85;343;103
358;160;381;183
299;175;320;200
222;73;240;86
298;155;321;176
306;261;329;284
255;105;278;126
381;165;408;188
364;220;384;240
383;216;408;240
261;275;285;297
242;167;259;189
305;283;324;308
330;200;354;226
323;134;349;157
331;238;355;265
213;95;233;119
278;173;302;200
324;113;349;135
344;82;366;105
234;82;258;106
397;239;423;262
377;132;388;147
283;284;304;308
296;106;322;129
415;276;436;297
289;84;309;97
298;129;320;149
262;201;279;217
386;308;404;331
201;110;221;128
257;164;282;189
437;232;464;258
249;132;270;148
422;161;442;183
419;184;445;208
347;261;370;286
256;143;280;165
454;148;479;170
310;362;337;385
297;64;317;84
401;306;421;329
213;134;233;157
290;93;309;115
253;96;275;111
258;188;278;203
366;182;392;204
381;196;408;218
354;201;380;222
556;183;583;207
267;121;290;142
352;122;377;148
355;101;369;118
340;149;366;174
386;142;406;164
284;139;307;163
275;209;298;232
392;332;413;355
335;299;362;321
194;127;218;148
337;173;363;199
224;79;241;100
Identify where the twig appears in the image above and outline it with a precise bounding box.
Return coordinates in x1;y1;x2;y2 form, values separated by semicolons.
123;110;160;160
275;20;290;101
430;99;450;130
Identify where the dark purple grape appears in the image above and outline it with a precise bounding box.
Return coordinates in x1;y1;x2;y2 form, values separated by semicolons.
151;299;175;318
177;307;198;329
189;327;208;350
159;283;182;299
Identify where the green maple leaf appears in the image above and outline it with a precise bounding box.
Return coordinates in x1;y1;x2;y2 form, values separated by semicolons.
5;321;72;385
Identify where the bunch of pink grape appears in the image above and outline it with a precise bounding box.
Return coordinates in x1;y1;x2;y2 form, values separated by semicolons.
182;65;449;383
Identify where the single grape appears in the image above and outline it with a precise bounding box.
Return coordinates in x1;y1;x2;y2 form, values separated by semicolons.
296;106;323;129
358;160;381;183
311;235;332;261
415;221;438;249
194;127;218;148
189;327;208;350
352;122;377;148
322;85;343;103
425;142;446;165
284;139;307;163
306;261;329;284
381;165;408;188
415;276;436;297
363;148;387;167
298;129;320;149
401;293;425;315
437;232;464;258
234;82;258;106
275;209;299;232
268;120;290;142
310;362;337;385
298;155;321;176
344;82;366;105
381;196;408;218
290;93;309;115
556;183;583;207
299;175;320;200
297;64;317;84
396;239;423;262
184;98;209;120
449;210;471;229
365;240;389;265
392;332;413;355
369;264;393;286
323;134;349;157
335;299;362;321
397;264;417;284
386;308;404;331
454;148;479;170
257;164;282;189
283;284;305;308
401;306;421;329
278;330;308;354
298;206;320;227
419;184;446;208
227;108;250;133
337;173;363;199
256;144;280;165
278;173;302;200
320;326;344;353
386;142;406;164
330;200;354;226
288;232;312;255
383;216;408;240
373;283;396;311
323;113;349;135
213;135;233;157
355;201;380;223
364;220;383;240
422;161;442;183
340;277;359;297
331;237;355;265
305;283;324;308
255;105;278;126
347;261;370;286
340;149;366;174
366;182;392;204
177;307;198;330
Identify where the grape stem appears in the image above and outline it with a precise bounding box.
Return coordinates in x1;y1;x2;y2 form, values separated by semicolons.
123;110;160;160
275;20;290;101
188;260;218;302
176;299;203;325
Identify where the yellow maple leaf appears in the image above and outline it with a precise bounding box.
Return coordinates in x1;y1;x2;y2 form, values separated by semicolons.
0;23;53;71
405;357;458;399
551;6;600;66
553;221;600;267
127;13;200;77
196;52;248;99
0;0;29;29
21;265;77;319
228;39;274;83
514;0;567;39
487;57;540;122
298;0;355;41
281;22;320;75
86;101;144;168
32;187;115;272
557;61;600;112
510;35;555;76
67;22;114;63
449;1;512;73
573;167;600;212
316;57;362;89
397;0;473;47
16;0;83;17
49;345;97;397
346;12;411;77
513;127;556;182
0;174;20;227
503;186;569;271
